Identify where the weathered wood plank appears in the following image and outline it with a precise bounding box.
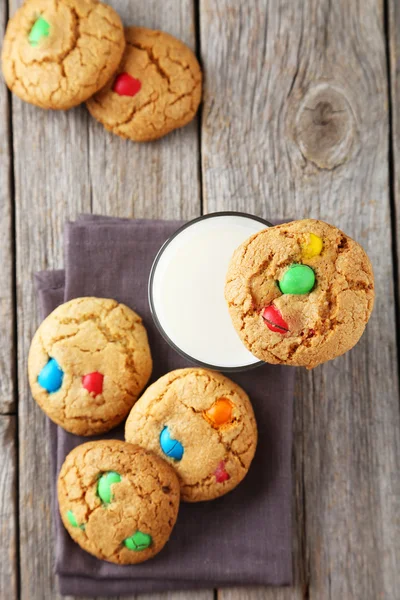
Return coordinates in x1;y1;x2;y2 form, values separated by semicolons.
88;0;200;220
86;5;204;599
0;415;17;599
9;0;92;593
200;2;400;600
13;101;91;600
9;0;204;598
0;0;14;415
389;0;400;327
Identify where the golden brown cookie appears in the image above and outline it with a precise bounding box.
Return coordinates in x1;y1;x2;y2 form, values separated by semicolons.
28;297;152;435
125;368;258;502
2;0;125;110
86;27;202;141
225;219;374;369
58;440;180;564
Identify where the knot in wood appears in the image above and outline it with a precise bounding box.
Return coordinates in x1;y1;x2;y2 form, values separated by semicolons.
295;83;356;170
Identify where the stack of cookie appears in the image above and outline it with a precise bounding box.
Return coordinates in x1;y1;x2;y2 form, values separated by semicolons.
2;0;202;141
28;297;258;564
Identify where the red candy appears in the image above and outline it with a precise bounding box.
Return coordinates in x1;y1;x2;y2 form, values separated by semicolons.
82;372;104;396
214;461;230;483
262;306;289;333
113;73;142;97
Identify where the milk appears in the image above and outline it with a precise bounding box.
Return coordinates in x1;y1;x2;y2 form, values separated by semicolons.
149;213;271;370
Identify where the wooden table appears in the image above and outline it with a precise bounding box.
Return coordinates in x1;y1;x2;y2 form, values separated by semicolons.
1;1;400;598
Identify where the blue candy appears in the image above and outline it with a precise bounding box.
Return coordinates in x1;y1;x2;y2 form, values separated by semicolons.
38;358;64;393
159;426;184;461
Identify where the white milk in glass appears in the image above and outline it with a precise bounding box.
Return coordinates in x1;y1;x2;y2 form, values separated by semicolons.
150;214;270;370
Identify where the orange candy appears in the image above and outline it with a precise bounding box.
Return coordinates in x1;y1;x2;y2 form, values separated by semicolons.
204;398;233;426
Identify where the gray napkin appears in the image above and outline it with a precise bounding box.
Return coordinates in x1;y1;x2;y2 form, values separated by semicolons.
35;215;294;597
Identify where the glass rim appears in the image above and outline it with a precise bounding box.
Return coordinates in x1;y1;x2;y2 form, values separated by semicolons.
148;211;272;372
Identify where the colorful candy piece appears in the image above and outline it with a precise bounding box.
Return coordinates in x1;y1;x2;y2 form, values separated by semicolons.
38;358;64;393
28;16;50;46
302;233;323;259
262;305;289;333
124;531;152;551
97;471;121;504
204;398;233;427
82;372;104;396
113;73;142;97
66;510;85;530
214;461;230;483
159;426;184;461
279;264;315;295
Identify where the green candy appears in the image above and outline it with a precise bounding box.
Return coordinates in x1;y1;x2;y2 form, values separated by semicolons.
28;16;50;46
279;264;315;295
97;471;121;504
66;510;85;530
124;531;152;551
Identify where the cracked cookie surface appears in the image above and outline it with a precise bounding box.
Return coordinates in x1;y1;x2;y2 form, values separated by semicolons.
86;26;202;141
58;440;180;564
125;368;258;502
225;219;375;369
28;297;152;435
2;0;125;110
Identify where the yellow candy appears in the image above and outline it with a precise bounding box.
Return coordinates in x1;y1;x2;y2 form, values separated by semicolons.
302;233;323;259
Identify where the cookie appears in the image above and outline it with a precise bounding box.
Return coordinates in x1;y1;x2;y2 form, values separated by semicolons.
86;27;202;141
125;368;258;502
2;0;125;110
28;297;152;435
225;219;374;369
58;440;180;564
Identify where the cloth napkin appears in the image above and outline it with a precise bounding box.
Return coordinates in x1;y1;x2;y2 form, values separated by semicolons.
35;215;295;597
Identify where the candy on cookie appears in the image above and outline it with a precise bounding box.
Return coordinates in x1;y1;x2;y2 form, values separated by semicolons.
225;219;374;369
203;398;233;427
58;441;180;564
125;368;258;502
1;0;125;110
278;264;316;295
87;27;202;142
28;297;152;435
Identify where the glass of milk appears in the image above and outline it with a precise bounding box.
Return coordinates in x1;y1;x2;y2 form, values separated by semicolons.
149;212;272;372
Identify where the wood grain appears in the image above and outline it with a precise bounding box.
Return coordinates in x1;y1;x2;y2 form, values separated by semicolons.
9;0;204;598
13;100;91;600
85;4;204;598
0;0;14;415
9;0;92;592
200;1;400;599
88;0;200;220
389;0;400;321
0;416;17;599
6;0;400;598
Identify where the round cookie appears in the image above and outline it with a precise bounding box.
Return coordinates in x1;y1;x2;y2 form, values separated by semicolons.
58;440;180;564
2;0;125;110
86;27;202;141
28;297;152;435
125;368;258;502
225;219;374;369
